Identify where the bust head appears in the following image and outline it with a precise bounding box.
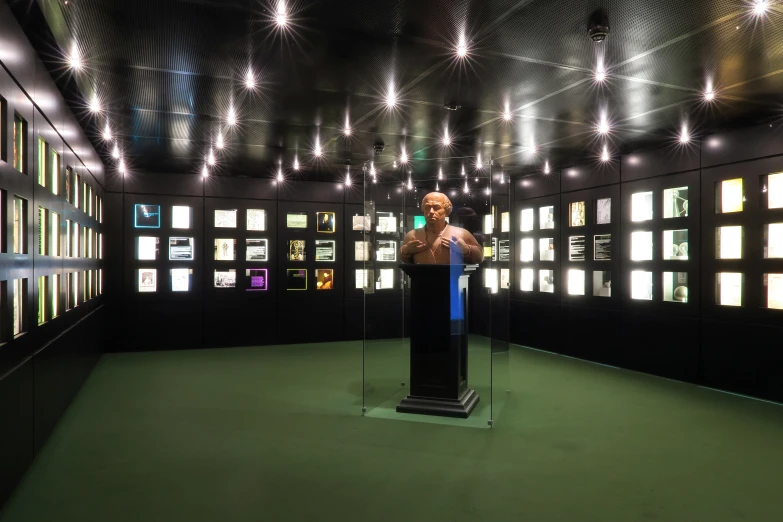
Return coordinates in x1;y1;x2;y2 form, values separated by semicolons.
421;192;452;227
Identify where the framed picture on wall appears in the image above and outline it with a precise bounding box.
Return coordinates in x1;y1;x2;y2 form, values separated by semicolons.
316;269;334;290
315;240;336;262
136;236;159;260
288;239;306;261
215;209;237;228
286;269;307;290
169;237;194;260
134;204;160;228
247;209;266;231
214;269;236;288
138;269;157;292
246;239;268;261
287;212;307;228
316;212;336;233
352;215;371;231
170;268;192;292
215;238;236;261
246;269;268;291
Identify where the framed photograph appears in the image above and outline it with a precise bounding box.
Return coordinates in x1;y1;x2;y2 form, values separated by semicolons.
316;212;336;233
594;234;611;261
352;215;371;231
376;212;397;233
355;241;371;261
500;268;510;289
137;236;159;260
501;212;510;233
569;201;586;227
170;268;192;292
246;269;268;291
593;271;612;297
215;238;236;261
376;240;397;262
287;212;307;228
138;269;157;292
135;204;160;228
498;239;510;262
246;239;268;261
315;240;336;262
286;269;308;291
376;268;394;290
596;198;611;224
215;209;237;228
316;269;334;290
569;236;585;261
247;209;266;231
169;237;194;260
289;239;306;261
172;206;192;229
214;269;236;288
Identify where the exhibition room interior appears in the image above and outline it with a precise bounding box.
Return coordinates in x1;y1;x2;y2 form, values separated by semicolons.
1;0;783;520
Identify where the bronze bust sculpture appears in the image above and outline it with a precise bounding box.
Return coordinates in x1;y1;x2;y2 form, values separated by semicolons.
400;192;484;265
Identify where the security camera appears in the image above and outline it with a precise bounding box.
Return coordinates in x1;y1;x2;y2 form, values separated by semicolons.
373;140;385;154
588;9;610;43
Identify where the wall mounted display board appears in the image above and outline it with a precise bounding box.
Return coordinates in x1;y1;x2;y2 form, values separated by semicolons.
662;230;688;260
764;173;783;209
246;209;266;231
501;268;510;289
376;212;397;233
172;206;192;228
764;223;783;258
246;239;268;261
288;239;306;261
214;269;236;288
170;268;192;292
631;270;653;300
246;269;268;291
376;268;394;289
135;204;161;228
539;206;555;229
484;268;499;294
539;269;554;293
377;240;397;262
717;226;742;259
717;179;744;213
499;239;510;261
215;238;237;260
169;237;194;260
520;268;534;291
568;236;585;261
353;215;371;231
315;240;336;262
596;198;611;224
594;234;611;260
593;271;612;297
567;269;585;295
215;209;237;228
764;274;783;309
316;212;336;233
631;192;653;222
569;201;586;227
137;236;159;260
287;269;307;290
520;208;534;231
663;272;688;302
483;214;493;234
717;272;742;306
355;241;370;261
316;269;334;290
138;269;157;292
287;212;307;228
663;187;689;218
631;231;653;261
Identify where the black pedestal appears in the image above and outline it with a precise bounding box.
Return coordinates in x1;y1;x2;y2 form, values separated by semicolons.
396;263;479;418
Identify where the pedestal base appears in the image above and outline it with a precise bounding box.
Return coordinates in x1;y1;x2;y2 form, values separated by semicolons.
396;388;479;419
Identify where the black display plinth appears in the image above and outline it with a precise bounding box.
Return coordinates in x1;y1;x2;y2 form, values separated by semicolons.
397;263;479;418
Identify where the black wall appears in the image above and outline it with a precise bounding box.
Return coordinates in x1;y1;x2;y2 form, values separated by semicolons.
0;0;106;508
510;123;783;404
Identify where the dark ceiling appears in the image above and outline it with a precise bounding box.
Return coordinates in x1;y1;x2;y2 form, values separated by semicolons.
14;0;783;181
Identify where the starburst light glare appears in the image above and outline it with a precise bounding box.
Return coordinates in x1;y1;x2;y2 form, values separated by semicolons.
68;43;82;70
544;161;551;174
456;33;468;58
216;131;224;149
370;162;376;176
680;123;691;144
601;145;610;162
314;137;322;157
245;68;256;90
438;167;443;180
102;123;112;141
344;115;352;136
595;58;606;83
207;149;216;166
276;0;288;26
227;106;237;126
118;158;126;174
345;168;352;187
463;180;469;194
476;153;482;169
386;82;397;109
597;110;610;135
112;144;120;159
293;156;300;170
442;128;451;146
202;165;209;177
400;148;408;164
407;177;413;190
754;0;769;16
277;166;284;182
88;94;101;114
704;80;716;102
503;104;512;122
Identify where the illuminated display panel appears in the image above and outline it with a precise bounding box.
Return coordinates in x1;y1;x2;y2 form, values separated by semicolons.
718;179;743;213
631;192;653;222
663;272;688;303
520;209;534;231
520;269;534;292
717;272;742;307
631;231;653;261
567;269;585;296
631;271;653;300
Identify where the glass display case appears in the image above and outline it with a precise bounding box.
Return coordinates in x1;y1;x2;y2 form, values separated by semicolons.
764;223;783;258
567;269;585;296
593;271;611;297
663;187;688;218
631;270;653;300
520;208;534;232
764;273;783;309
539;206;555;229
631;191;653;222
717;226;742;259
662;229;688;260
716;272;742;306
539;269;554;293
631;231;653;261
663;272;688;303
717;179;743;213
539;238;554;261
764;173;783;209
521;238;534;262
521;268;534;291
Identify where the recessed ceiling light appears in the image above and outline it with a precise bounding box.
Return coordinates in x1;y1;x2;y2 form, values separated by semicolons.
314;137;322;157
207;149;216;166
112;144;120;159
386;82;397;109
102;123;112;141
503;104;512;122
476;153;482;169
679;123;691;144
544;161;551;174
407;177;413;190
456;33;468;58
400;148;408;164
68;42;82;70
118;158;126;173
442;128;451;146
89;94;101;114
216;131;224;149
293;156;300;170
344;115;352;136
597;110;610;135
601;144;610;162
463;180;469;194
594;58;606;83
369;162;376;176
754;0;769;16
276;0;288;26
202;165;209;177
245;68;256;90
461;164;465;176
438;167;443;180
226;106;237;126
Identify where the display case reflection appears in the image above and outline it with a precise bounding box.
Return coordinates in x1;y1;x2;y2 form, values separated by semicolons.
662;230;688;260
663;272;688;303
484;268;499;294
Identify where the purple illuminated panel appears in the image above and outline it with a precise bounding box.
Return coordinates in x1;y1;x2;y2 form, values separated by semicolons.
246;269;268;291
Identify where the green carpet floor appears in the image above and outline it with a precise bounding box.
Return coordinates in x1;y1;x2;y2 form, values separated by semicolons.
1;341;782;522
